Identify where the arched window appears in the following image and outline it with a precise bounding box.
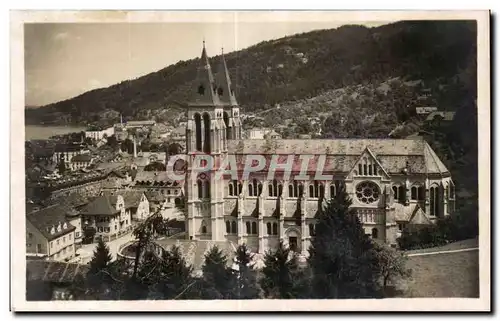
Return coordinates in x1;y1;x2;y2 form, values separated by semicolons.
372;228;378;239
201;221;207;234
398;186;405;202
217;87;223;96
330;183;336;198
269;179;281;197
251;222;257;235
358;164;362;175
231;221;237;234
223;112;231;140
392;186;398;200
194;113;202;151
363;164;367;176
368;164;373;175
309;181;323;198
203;113;211;153
197;180;203;199
373;164;378;176
248;179;261;197
450;182;455;199
272;223;278;235
228;180;240;196
418;186;425;200
225;221;230;234
309;185;314;198
246;222;251;234
411;186;418;200
266;222;271;235
229;183;234;196
430;186;440;217
204;182;211;199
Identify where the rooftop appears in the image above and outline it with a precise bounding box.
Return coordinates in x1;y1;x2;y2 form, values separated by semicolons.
71;154;92;163
26;259;89;283
27;204;76;241
79;195;120;216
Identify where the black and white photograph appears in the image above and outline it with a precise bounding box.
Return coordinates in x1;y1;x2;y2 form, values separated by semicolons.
10;10;490;311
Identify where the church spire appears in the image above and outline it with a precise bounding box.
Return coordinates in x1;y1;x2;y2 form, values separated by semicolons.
189;42;220;106
215;47;238;106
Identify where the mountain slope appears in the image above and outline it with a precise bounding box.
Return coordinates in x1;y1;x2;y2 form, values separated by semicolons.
25;20;476;127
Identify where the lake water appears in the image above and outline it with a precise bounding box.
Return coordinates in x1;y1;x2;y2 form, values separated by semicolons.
25;125;87;140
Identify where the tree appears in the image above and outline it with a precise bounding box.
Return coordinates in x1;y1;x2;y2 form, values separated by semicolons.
260;241;306;299
89;238;113;274
308;187;382;298
373;243;411;294
106;135;119;150
200;245;235;299
233;244;261;299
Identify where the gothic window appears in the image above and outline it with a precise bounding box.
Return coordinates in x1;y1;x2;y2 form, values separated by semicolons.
194;113;202;151
226;221;231;234
330;183;336;198
204;182;211;199
372;228;378;239
269;179;281;197
197;180;203;199
358;164;362;175
248;179;262;197
430;186;440;217
289;181;302;198
309;181;323;198
411;186;418;200
203;113;211;153
246;222;251;234
231;221;237;234
197;85;205;95
449;182;455;199
398;186;405;203
223;112;231;140
272;223;278;235
418;186;425;200
267;222;272;235
201;225;207;234
217;87;224;96
228;180;241;196
251;222;257;235
355;181;380;204
212;84;217;94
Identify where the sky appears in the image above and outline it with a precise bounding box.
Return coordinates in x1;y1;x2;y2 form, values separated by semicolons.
24;21;388;107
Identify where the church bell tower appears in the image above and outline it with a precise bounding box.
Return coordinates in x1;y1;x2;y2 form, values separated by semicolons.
185;42;232;242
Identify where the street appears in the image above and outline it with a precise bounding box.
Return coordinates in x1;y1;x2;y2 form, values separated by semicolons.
77;231;137;263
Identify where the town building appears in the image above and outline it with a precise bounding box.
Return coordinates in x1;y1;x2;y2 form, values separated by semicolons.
79;194;132;242
52;143;89;168
70;154;93;171
26;204;76;262
85;126;115;141
183;43;455;255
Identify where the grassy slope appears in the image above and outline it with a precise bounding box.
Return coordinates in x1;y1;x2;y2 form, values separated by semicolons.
402;250;479;298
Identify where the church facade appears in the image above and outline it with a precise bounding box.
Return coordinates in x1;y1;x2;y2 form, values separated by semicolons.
183;43;455;255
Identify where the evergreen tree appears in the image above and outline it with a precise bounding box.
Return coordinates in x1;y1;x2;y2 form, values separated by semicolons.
308;187;382;298
233;244;261;299
89;238;113;274
260;241;308;299
152;245;197;299
200;245;235;299
57;157;66;174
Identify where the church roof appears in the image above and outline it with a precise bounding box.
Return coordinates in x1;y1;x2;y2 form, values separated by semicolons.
226;139;449;175
189;43;221;107
215;49;238;106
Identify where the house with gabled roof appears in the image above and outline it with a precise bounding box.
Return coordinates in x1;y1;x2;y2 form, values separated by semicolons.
26;204;77;262
79;194;132;242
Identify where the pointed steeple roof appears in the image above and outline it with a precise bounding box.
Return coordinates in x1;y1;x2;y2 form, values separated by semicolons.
189;42;220;106
215;47;238;106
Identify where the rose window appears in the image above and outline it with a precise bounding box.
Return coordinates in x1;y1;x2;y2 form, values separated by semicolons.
356;181;380;204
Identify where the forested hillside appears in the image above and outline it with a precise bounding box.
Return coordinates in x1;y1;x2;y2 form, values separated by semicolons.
25;20;476;128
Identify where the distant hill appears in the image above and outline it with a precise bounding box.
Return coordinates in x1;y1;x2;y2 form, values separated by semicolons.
25;20;476;128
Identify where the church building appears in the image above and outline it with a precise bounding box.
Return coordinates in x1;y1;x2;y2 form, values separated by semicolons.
184;43;455;255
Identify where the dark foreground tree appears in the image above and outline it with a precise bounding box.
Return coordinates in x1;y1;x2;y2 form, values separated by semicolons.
308;187;382;298
260;241;306;298
89;238;113;274
233;244;261;299
200;245;235;299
